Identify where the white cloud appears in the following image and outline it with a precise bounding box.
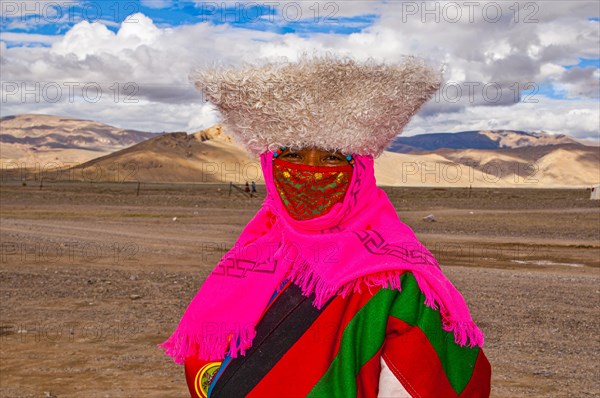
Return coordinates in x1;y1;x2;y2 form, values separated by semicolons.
51;13;163;60
0;32;62;45
554;67;600;99
411;96;600;140
1;1;598;143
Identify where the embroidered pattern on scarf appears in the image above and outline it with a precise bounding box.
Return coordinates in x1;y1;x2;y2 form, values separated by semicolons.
273;158;353;220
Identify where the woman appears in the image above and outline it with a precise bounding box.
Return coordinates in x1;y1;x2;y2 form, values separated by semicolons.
159;54;491;397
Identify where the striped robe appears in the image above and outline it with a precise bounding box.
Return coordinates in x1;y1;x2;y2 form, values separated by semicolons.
184;272;491;397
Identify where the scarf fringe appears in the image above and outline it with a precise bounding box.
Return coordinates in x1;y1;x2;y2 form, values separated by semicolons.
413;273;485;348
442;319;485;348
159;253;483;365
157;322;258;364
284;255;401;310
286;254;484;348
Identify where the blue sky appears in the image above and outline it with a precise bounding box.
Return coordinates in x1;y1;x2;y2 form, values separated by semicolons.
565;58;600;70
1;1;380;38
1;1;598;140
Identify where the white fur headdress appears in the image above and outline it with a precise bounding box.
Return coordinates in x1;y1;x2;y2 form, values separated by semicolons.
191;53;442;157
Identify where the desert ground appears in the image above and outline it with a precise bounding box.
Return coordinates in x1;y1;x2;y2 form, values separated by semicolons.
0;180;598;397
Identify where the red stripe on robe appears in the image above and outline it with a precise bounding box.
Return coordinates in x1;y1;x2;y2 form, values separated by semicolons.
382;316;459;397
247;287;381;397
356;345;383;398
459;350;492;397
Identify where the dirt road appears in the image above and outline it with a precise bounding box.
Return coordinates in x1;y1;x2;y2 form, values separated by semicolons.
1;182;598;397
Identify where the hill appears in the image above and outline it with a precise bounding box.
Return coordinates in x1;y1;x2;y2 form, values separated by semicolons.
0;114;158;167
65;125;262;183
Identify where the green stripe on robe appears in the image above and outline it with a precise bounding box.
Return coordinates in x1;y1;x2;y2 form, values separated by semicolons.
307;272;480;396
389;272;480;395
306;288;396;397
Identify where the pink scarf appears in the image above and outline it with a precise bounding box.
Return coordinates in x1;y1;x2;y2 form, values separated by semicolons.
159;151;484;364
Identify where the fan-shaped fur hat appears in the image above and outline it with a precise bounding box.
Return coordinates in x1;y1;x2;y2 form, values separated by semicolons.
191;53;442;157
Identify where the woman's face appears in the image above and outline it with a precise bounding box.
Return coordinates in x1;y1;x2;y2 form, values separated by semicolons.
278;147;349;166
272;146;353;220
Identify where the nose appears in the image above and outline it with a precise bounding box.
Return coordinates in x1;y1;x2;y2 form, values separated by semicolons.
303;149;320;166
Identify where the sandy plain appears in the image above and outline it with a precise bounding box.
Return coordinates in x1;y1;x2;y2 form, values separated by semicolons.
0;181;599;397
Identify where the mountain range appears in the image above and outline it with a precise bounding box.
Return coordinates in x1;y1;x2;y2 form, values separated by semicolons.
1;114;598;188
387;130;583;152
0;114;158;166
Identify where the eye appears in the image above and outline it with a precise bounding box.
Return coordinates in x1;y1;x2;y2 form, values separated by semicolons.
325;155;343;161
281;150;303;162
323;153;345;163
283;152;301;159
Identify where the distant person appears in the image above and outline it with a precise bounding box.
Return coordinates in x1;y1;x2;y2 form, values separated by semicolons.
160;54;491;398
251;180;257;197
244;181;250;193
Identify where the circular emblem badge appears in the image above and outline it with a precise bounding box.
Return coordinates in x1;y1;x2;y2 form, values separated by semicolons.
194;361;222;398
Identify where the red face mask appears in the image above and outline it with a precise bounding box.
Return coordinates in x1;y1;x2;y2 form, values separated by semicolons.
273;158;353;220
